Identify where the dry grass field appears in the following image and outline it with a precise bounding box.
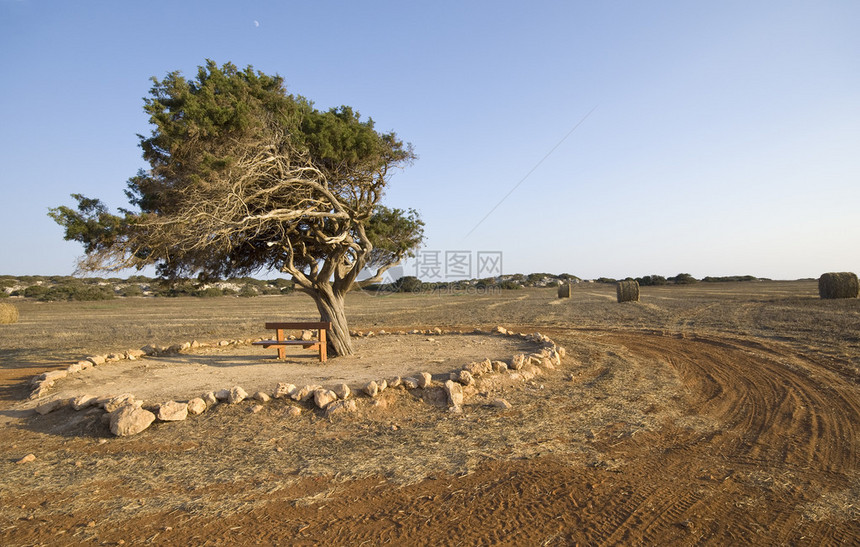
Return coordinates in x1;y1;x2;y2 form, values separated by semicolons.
1;280;859;545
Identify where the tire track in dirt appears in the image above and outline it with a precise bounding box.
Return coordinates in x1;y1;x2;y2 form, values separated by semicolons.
579;330;860;544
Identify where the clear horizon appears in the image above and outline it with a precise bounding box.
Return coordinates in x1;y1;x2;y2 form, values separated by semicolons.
2;1;858;281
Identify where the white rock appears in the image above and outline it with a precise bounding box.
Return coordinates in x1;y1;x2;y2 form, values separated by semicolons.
66;363;83;374
492;361;508;373
493;326;508;335
286;406;302;417
444;380;464;407
388;377;402;388
418;372;433;388
378;379;388;392
492;398;512;410
253;391;271;403
16;454;36;464
274;383;297;399
71;394;98;411
402;377;419;389
464;359;492;377
110;406;156;437
104;394;136;413
187;398;207;415
157;401;188;422
87;355;107;366
202;392;218;405
510;354;525;370
215;389;231;401
325;399;357;417
78;360;94;371
363;381;379;398
292;385;321;402
227;386;248;404
37;370;68;383
314;389;338;409
250;404;264;414
35;399;64;415
455;370;474;386
334;384;351;400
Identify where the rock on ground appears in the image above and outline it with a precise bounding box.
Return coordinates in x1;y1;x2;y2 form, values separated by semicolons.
363;381;379;398
35;399;65;415
325;399;357;417
104;394;136;413
274;383;296;399
157;401;188;422
71;394;99;411
227;386;247;404
334;384;351;400
444;380;464;408
492;398;512;410
418;372;433;388
110;406;156;437
454;370;475;386
314;389;338;409
187;398;207;415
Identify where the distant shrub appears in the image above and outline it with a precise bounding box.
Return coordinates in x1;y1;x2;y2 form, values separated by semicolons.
239;285;259;298
41;284;115;301
636;275;667;286
701;275;758;283
0;302;18;324
670;273;698;285
23;285;49;299
818;272;859;299
119;284;144;297
394;276;423;293
499;281;522;290
596;277;617;284
195;287;226;298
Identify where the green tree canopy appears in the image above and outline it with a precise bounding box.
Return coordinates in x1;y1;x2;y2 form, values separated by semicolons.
50;60;424;356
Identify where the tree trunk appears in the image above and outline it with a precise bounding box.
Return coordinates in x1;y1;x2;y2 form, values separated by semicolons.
309;284;353;357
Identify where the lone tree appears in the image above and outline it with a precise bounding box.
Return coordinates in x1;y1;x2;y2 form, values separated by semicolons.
50;60;424;356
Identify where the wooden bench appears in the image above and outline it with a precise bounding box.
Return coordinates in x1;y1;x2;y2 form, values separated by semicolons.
252;322;332;362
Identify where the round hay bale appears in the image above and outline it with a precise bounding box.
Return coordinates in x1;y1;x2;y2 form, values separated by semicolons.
557;283;572;298
0;302;19;324
616;280;639;303
818;272;860;299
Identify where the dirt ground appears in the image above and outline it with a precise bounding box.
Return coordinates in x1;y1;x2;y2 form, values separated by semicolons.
1;281;859;545
16;334;541;408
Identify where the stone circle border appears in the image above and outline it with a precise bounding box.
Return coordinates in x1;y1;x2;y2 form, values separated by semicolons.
26;326;566;437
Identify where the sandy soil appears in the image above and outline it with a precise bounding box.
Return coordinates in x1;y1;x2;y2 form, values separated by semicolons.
1;281;859;545
27;333;540;405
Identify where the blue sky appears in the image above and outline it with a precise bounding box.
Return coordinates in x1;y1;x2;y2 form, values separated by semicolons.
1;1;858;280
